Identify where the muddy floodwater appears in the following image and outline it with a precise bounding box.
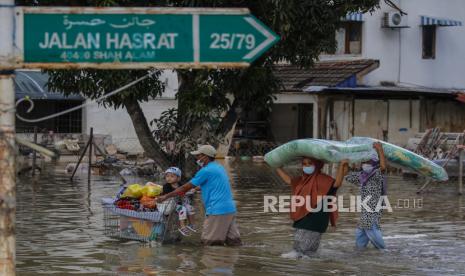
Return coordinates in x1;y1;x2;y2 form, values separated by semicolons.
16;161;465;275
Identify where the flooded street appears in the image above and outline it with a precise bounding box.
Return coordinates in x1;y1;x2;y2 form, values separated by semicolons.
16;161;465;275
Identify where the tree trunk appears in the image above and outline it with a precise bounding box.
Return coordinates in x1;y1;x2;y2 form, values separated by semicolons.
175;71;199;178
122;97;170;168
216;99;239;138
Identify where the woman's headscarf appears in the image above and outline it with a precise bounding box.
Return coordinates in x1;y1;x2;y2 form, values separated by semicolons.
290;158;338;226
359;154;387;195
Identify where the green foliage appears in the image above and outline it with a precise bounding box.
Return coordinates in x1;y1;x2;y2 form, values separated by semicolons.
46;69;164;109
176;69;231;115
150;108;225;163
213;66;280;113
175;66;280;115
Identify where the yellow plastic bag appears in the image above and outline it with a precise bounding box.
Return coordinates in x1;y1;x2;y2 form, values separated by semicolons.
142;183;163;197
122;184;143;199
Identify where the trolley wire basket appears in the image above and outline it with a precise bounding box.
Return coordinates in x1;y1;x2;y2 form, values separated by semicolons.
102;197;181;243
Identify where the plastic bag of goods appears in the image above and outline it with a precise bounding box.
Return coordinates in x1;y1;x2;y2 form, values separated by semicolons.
140;195;157;209
142;183;163;197
121;184;144;199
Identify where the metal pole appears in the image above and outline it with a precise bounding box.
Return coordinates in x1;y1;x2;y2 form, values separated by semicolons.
0;74;15;276
92;140;105;157
0;1;16;275
88;127;93;184
459;149;463;195
417;179;431;194
70;137;91;181
31;126;37;176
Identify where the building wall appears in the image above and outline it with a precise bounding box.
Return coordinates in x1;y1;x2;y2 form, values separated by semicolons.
332;100;352;140
396;0;465;89
387;100;421;145
84;70;178;154
421;99;465;132
273;93;319;141
353;100;388;140
325;0;465;90
332;98;421;147
269;104;299;143
360;0;402;85
269;103;315;142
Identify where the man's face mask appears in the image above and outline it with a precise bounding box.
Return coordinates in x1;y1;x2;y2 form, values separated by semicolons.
196;155;205;167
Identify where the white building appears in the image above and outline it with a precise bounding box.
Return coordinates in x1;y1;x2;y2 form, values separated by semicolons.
267;0;465;147
14;70;178;154
359;0;465;89
84;71;178;153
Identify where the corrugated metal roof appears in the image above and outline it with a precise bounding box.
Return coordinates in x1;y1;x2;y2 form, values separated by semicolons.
15;70;84;101
274;59;379;92
319;86;462;96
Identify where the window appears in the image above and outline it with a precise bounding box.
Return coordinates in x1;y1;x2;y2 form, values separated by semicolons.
16;100;83;133
345;22;362;54
422;26;436;59
333;22;363;55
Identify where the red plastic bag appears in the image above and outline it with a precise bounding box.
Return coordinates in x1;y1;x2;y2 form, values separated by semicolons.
115;199;136;210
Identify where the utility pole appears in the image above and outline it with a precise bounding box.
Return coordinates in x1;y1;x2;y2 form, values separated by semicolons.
0;0;16;275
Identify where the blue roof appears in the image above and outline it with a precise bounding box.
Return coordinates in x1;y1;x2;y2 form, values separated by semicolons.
14;71;84;101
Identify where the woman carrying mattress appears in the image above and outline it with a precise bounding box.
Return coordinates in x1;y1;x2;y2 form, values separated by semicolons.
275;157;349;257
345;142;387;250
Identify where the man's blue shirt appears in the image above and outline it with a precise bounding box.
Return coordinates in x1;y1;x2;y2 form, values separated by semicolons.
190;162;236;216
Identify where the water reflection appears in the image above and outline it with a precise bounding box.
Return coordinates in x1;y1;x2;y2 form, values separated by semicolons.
16;161;465;275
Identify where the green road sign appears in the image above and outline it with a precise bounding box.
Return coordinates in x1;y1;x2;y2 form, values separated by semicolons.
199;15;278;63
16;7;279;69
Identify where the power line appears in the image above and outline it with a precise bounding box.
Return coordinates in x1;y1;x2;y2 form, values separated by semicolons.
15;70;156;123
384;0;407;15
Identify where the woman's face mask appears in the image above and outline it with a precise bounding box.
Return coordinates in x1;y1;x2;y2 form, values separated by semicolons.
362;164;373;173
303;165;315;175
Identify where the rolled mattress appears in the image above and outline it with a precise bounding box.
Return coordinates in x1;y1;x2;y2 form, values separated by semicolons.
264;137;448;181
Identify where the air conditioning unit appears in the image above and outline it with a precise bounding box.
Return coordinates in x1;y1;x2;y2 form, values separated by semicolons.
382;12;409;28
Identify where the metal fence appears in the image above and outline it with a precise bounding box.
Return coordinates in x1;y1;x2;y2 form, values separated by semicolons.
227;140;280;157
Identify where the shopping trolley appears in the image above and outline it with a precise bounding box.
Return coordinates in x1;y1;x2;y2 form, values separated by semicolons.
102;197;181;243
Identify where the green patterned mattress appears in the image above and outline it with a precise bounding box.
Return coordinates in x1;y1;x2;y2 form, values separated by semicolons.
264;137;448;181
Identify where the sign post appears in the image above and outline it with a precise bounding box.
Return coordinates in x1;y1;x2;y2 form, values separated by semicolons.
0;1;16;275
12;7;280;69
